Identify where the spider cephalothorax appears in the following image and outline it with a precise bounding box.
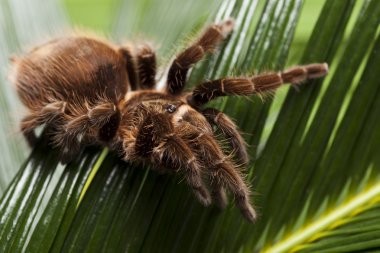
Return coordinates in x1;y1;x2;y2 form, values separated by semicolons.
11;19;328;222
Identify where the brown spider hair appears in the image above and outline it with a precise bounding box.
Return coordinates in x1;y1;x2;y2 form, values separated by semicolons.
12;19;328;222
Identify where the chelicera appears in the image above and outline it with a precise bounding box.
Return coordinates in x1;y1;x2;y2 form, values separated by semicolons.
10;19;328;222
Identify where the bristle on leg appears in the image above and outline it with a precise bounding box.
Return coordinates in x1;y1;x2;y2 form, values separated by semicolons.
190;63;329;106
281;63;329;83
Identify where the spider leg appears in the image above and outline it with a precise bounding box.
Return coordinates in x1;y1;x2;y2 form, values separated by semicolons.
20;101;66;147
189;63;329;106
212;159;256;222
20;114;40;147
167;19;234;95
130;113;212;205
120;44;157;90
176;121;255;221
119;46;139;91
191;132;256;222
210;179;228;209
53;102;119;164
202;108;248;165
136;44;157;89
154;135;212;205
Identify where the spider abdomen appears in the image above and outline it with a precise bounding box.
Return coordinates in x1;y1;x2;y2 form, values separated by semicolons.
14;36;129;110
12;36;133;161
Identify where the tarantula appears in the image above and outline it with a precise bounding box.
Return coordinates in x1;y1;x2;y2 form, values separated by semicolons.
10;19;328;222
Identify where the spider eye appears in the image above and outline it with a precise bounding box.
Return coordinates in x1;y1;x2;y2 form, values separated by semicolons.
165;104;177;113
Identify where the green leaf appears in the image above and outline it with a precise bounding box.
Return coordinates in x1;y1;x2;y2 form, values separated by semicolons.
1;0;380;252
0;0;68;194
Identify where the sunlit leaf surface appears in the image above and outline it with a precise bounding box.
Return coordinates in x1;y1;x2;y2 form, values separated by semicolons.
0;0;67;194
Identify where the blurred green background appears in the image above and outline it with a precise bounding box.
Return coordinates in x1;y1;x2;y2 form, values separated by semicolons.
62;0;327;62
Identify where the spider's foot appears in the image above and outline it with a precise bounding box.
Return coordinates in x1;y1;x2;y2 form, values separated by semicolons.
306;62;329;79
59;152;75;165
218;18;235;37
194;187;212;206
59;145;82;165
214;188;228;209
241;204;257;223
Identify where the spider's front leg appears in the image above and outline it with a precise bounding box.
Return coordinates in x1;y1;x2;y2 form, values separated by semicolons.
131;113;212;205
178;123;256;222
189;63;329;106
202;108;248;165
167;19;234;95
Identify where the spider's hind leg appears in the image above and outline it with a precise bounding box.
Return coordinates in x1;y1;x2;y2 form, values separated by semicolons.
119;46;139;91
120;44;157;90
136;44;157;89
167;19;234;95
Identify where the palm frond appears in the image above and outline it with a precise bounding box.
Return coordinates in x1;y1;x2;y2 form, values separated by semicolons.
0;0;67;194
0;0;379;252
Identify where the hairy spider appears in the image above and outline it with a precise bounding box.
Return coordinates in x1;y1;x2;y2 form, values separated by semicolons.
10;19;328;222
